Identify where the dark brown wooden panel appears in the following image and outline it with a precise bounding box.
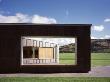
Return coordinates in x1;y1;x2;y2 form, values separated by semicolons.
0;24;91;73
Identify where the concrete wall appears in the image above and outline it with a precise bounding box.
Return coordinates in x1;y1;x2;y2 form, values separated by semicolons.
21;37;59;64
22;37;57;47
0;24;91;73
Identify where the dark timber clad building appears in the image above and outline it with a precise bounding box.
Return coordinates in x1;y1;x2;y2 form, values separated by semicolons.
0;24;91;73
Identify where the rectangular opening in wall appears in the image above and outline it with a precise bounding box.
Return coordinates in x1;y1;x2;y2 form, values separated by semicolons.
21;36;77;65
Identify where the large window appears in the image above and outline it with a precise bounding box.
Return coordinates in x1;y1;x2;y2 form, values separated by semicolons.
21;36;76;65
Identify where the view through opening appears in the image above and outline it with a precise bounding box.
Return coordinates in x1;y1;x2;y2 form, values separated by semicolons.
21;36;77;65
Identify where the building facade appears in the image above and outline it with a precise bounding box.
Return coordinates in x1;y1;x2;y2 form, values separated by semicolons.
0;24;91;73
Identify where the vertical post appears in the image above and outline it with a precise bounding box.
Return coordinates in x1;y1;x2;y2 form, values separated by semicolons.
50;43;54;47
50;43;55;63
75;37;77;65
21;37;23;65
33;40;36;47
21;37;26;46
45;45;48;63
53;45;56;63
27;39;31;46
39;41;43;47
45;42;47;47
36;40;37;47
45;42;48;63
33;40;36;58
26;38;27;46
45;42;49;47
39;41;40;47
56;44;59;63
32;40;35;58
42;41;43;47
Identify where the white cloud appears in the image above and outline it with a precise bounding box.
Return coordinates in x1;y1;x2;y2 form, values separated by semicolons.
91;36;104;39
0;13;30;23
92;25;104;32
91;35;110;39
104;18;110;22
91;36;97;39
16;13;31;23
0;15;19;23
0;13;57;24
99;35;110;39
104;35;110;39
32;15;56;24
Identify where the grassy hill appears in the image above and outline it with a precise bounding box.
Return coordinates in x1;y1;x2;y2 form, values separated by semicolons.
59;43;75;53
91;39;110;52
59;39;110;53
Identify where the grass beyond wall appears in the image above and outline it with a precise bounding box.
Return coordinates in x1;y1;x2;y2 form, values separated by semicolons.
59;53;75;64
59;53;110;67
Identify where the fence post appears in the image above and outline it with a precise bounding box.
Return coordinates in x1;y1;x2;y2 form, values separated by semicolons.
21;37;24;65
55;44;59;63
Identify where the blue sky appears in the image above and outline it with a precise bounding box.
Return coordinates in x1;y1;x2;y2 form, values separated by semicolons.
0;0;110;39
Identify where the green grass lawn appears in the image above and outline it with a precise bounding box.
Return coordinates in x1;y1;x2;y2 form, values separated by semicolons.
59;53;75;64
91;53;110;67
0;77;110;82
59;53;110;67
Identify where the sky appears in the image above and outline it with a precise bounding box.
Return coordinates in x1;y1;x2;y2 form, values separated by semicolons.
0;0;110;39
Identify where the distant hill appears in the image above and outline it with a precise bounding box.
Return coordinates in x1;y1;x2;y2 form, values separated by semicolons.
59;39;110;53
59;43;75;53
91;39;110;53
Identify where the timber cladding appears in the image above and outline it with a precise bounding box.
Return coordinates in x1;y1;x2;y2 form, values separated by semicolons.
38;47;54;59
0;24;91;73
